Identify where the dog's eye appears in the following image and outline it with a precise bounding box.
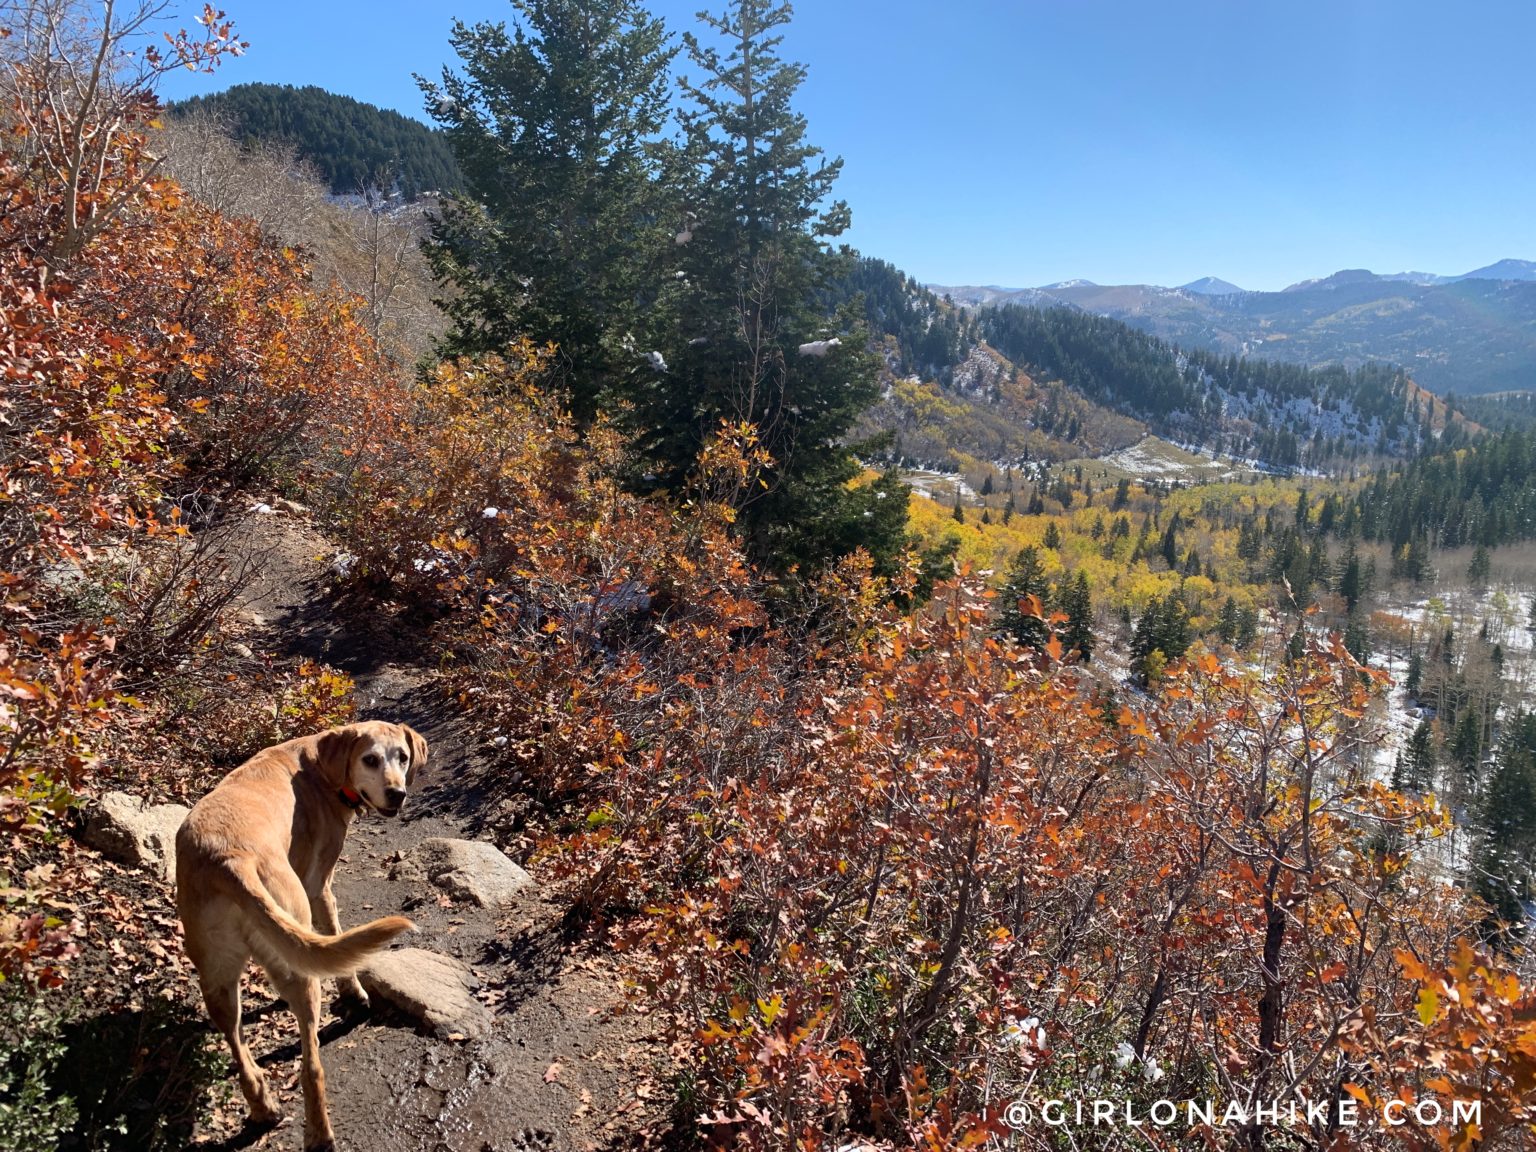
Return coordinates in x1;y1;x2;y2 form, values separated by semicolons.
362;753;381;768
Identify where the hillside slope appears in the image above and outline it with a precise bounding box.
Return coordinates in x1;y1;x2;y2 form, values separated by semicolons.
169;82;462;198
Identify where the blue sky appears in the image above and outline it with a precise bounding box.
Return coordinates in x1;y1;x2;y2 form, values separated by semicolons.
158;1;1536;292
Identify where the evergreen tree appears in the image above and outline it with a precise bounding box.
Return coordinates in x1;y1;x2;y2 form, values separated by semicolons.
1399;719;1436;793
1237;518;1262;566
1159;510;1181;568
998;546;1049;649
1235;603;1259;648
421;0;677;418
1342;611;1371;664
636;0;895;576
1131;593;1190;682
1474;713;1536;935
1337;542;1365;610
1061;569;1094;661
907;534;960;607
1451;708;1483;788
1469;543;1492;588
1217;596;1240;645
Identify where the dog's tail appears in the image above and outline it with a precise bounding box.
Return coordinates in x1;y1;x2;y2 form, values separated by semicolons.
228;860;413;978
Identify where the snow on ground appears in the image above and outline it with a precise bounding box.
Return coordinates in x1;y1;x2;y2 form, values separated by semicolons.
1094;436;1261;483
904;470;978;502
1362;583;1536;880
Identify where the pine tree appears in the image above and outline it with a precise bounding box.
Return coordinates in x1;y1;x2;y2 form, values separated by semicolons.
1400;719;1436;793
421;0;677;419
1131;593;1190;681
1159;511;1181;569
1474;713;1536;934
908;535;961;607
1337;542;1365;610
1452;708;1483;788
1061;569;1094;661
636;0;895;576
1469;543;1492;588
998;546;1049;649
1342;611;1371;664
1217;596;1240;645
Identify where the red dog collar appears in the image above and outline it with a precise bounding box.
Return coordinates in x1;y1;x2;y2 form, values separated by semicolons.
338;786;366;810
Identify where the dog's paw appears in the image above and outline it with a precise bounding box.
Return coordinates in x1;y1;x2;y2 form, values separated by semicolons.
247;1100;283;1129
302;1141;336;1152
332;987;371;1019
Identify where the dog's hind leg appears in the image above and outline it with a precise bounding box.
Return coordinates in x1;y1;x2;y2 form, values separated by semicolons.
198;952;282;1127
273;969;335;1152
309;880;369;1015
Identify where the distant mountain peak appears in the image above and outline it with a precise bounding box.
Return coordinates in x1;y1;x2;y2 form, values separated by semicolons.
1282;268;1382;292
1459;258;1536;282
1041;278;1097;290
1378;271;1454;286
1180;276;1245;296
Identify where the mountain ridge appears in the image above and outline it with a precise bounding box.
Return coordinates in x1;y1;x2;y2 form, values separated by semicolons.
932;258;1536;301
928;261;1536;395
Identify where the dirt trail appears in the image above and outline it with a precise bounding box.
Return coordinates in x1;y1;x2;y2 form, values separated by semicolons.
190;514;669;1152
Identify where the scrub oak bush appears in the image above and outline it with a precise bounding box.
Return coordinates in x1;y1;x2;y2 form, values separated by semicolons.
0;6;388;824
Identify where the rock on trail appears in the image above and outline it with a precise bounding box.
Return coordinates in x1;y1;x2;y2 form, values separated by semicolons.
391;837;536;907
359;948;493;1039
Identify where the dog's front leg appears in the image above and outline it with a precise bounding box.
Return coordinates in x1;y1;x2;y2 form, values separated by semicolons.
310;882;371;1015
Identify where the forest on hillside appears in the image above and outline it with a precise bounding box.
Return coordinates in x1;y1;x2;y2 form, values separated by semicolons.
169;82;463;198
980;304;1464;469
1;1;1534;1150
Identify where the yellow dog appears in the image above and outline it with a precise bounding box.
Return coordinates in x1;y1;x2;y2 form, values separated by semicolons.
176;721;423;1151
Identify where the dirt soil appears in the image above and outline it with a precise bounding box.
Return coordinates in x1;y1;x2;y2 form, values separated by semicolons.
99;511;675;1152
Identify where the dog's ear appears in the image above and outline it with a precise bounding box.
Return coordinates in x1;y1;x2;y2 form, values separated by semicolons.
315;725;361;787
401;724;428;786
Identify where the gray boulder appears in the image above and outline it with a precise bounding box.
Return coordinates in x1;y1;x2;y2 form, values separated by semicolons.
391;837;534;907
359;948;492;1039
82;791;190;882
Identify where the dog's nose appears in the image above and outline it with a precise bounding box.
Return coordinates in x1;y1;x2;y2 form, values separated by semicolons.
383;787;407;809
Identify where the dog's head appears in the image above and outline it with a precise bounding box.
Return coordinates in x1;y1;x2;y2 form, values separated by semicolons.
317;721;428;818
